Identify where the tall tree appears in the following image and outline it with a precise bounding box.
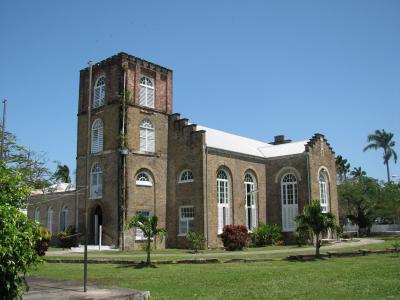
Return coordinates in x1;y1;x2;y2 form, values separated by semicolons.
53;164;71;183
335;155;351;183
350;166;367;180
295;201;337;257
363;129;397;183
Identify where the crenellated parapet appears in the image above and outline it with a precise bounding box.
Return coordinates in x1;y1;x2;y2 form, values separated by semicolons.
305;133;335;155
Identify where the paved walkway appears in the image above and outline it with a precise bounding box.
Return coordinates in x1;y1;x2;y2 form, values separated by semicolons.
24;277;150;300
46;238;384;258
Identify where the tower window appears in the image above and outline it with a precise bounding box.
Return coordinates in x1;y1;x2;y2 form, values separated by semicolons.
179;169;194;183
136;172;153;186
179;206;195;236
91;119;104;154
140;120;155;153
139;76;155;108
90;163;103;199
93;76;106;108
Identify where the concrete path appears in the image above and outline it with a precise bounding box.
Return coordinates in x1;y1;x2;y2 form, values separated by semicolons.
46;238;384;258
24;277;150;300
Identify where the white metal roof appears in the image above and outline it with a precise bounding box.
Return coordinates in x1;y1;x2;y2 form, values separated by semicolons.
197;125;307;158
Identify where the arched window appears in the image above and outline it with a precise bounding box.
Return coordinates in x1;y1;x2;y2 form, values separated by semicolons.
217;169;230;234
47;207;53;233
244;173;257;230
91;119;104;154
281;174;298;232
140;120;155;153
139;76;155;108
35;207;40;223
90;163;103;198
60;206;68;231
136;172;153;186
179;169;194;183
319;170;329;213
93;76;106;108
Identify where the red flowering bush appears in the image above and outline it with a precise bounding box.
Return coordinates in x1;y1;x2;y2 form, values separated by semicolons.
219;225;249;251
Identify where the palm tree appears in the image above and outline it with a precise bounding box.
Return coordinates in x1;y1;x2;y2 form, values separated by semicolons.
295;201;337;257
363;129;397;183
350;166;366;180
335;155;351;183
126;213;166;265
53;164;71;183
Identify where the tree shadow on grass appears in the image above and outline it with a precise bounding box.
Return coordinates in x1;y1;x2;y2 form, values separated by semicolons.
116;263;158;269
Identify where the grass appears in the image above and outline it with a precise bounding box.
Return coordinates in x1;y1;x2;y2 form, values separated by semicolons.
44;237;399;262
30;254;400;299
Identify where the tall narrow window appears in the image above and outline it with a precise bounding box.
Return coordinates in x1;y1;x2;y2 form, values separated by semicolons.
281;174;298;232
319;171;329;213
179;206;195;236
91;119;104;154
93;76;106;108
217;169;230;234
135;210;150;240
140;120;155;152
60;206;68;231
90;163;103;198
139;76;155;108
47;207;53;233
35;207;40;223
244;173;257;230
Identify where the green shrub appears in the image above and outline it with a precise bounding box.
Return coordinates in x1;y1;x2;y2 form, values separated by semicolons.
57;226;78;249
35;227;51;256
186;231;206;252
219;225;248;251
293;226;310;247
251;223;282;246
392;240;400;257
0;204;41;299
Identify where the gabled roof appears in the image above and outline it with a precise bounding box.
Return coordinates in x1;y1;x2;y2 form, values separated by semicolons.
197;125;307;158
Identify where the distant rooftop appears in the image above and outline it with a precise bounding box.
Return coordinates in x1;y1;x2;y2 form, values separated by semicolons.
31;182;75;195
197;125;307;158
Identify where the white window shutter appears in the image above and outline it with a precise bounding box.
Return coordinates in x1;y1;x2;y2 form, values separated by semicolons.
98;126;103;152
100;85;105;106
140;128;146;151
139;86;146;106
147;88;154;108
252;207;257;229
218;205;223;234
147;129;155;152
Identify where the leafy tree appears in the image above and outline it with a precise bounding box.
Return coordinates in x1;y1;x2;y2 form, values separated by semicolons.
335;155;351;183
126;213;166;265
374;182;400;222
350;166;367;180
53;163;71;183
0;163;31;208
363;129;397;183
0;162;41;298
295;201;337;257
338;177;380;235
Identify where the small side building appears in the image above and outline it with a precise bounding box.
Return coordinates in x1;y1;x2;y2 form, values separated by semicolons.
27;183;77;245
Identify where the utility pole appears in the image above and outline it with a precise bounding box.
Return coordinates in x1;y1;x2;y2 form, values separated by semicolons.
84;61;93;292
0;99;7;161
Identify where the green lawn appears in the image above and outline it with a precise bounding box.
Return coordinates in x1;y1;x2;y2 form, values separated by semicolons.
30;254;400;299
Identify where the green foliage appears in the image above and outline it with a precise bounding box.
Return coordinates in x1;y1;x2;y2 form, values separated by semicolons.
186;231;206;252
53;163;71;183
293;226;310;247
251;223;282;246
338;177;380;235
57;226;78;249
392;240;400;257
35;227;51;256
126;213;166;265
219;225;249;251
295;201;337;257
374;183;400;221
350;166;367;180
0;162;31;208
336;155;351;183
0;204;41;299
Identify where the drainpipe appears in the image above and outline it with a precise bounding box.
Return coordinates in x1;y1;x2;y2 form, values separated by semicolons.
120;66;127;250
306;153;311;204
204;146;209;247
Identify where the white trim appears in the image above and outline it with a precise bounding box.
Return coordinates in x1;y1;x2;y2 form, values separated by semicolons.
217;168;231;234
93;75;106;108
244;172;257;230
281;173;298;232
136;172;153;186
178;169;194;184
139;76;155;108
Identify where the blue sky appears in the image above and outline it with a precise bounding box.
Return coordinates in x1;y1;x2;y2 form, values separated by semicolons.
0;0;399;182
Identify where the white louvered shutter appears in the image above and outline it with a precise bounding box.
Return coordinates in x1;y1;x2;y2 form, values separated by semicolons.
98;125;103;152
147;88;154;108
140;127;146;151
147;128;155;152
94;87;100;108
139;86;146;106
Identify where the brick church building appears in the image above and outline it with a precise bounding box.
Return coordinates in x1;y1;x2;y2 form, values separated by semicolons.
28;52;339;249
